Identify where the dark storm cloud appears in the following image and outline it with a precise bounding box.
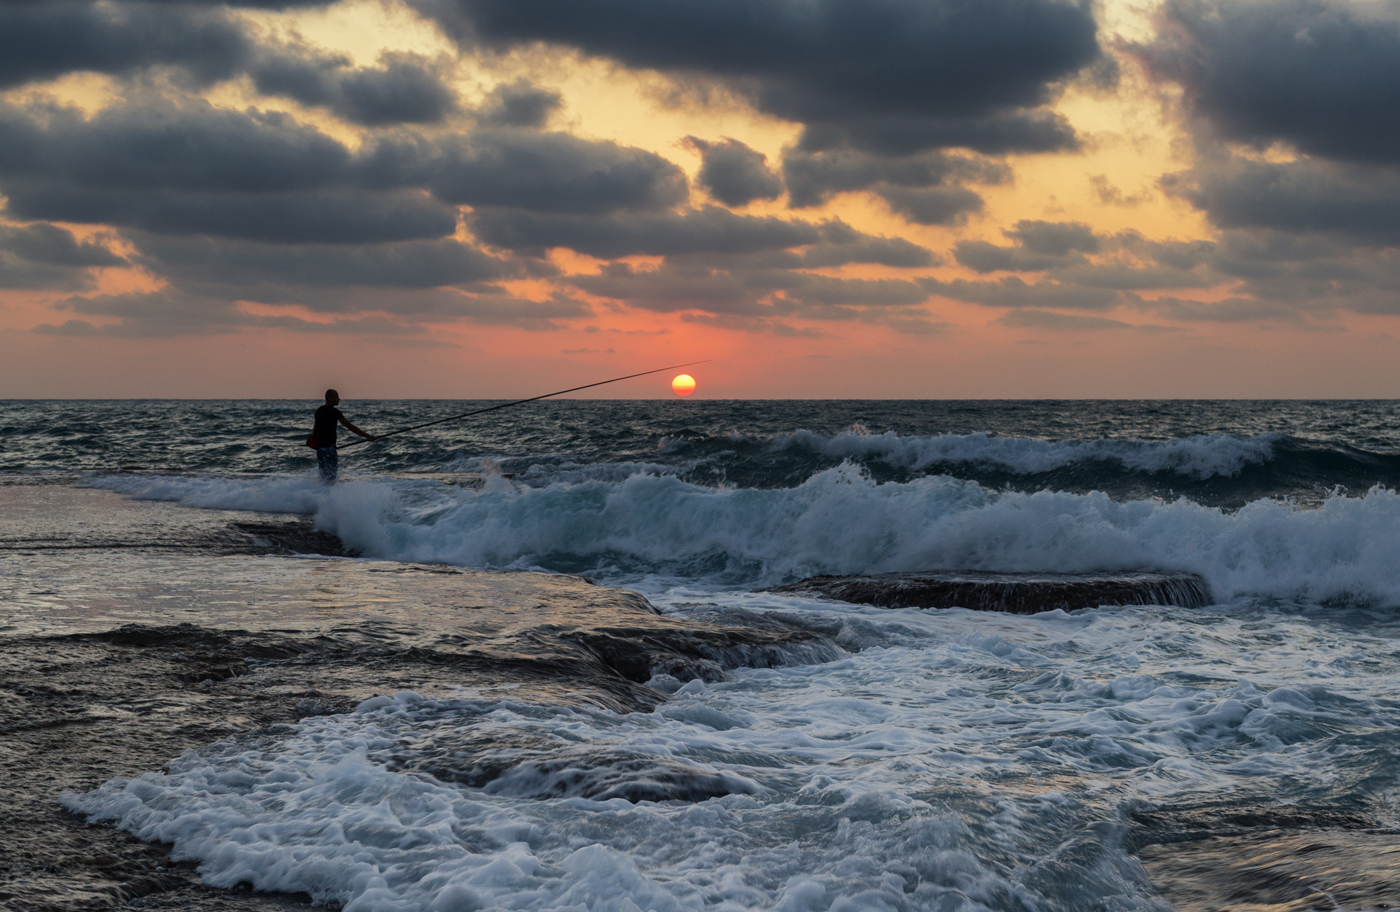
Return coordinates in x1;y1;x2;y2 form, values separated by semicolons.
794;109;1079;159
450;291;593;329
683;137;783;207
571;262;772;315
1049;263;1216;291
251;50;459;126
34;281;588;335
0;223;125;291
1133;295;1310;323
782;147;1006;210
0;97;354;194
0;1;251;89
780;276;929;308
0;98;694;243
10;185;457;244
924;276;1123;310
469;206;819;258
1132;0;1400;255
476;79;563;128
412;0;1102;156
0;223;125;268
948;222;1223;295
369;129;689;215
954;240;1075;273
34;287;439;337
1161;155;1400;246
0;97;688;235
0;0;350;92
0;1;456;127
134;235;511;288
37;289;247;337
1007;220;1100;256
580;219;936;271
799;222;937;268
571;260;928;317
782;145;1001;225
954;220;1099;272
877;186;985;226
1134;0;1400;164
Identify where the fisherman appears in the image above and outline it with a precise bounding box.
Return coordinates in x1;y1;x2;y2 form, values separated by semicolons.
310;389;376;483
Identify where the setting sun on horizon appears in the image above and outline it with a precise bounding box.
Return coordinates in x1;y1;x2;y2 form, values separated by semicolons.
2;0;1399;397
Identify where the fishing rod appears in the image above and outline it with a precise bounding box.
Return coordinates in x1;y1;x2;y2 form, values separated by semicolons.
337;360;712;449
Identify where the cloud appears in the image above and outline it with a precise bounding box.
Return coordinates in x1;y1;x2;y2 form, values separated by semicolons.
0;96;701;245
413;0;1103;157
1132;0;1400;263
252;50;459;126
387;128;689;214
572;262;768;314
34;282;591;336
469;205;819;258
571;260;928;318
1007;220;1100;256
680;313;827;337
1133;294;1311;323
448;290;593;328
995;308;1134;329
1161;154;1400;246
953;220;1098;272
782;146;1005;210
0;97;460;243
798;221;937;268
683;137;783;207
133;234;511;289
0;222;124;290
476;79;562;128
0;1;252;90
924;276;1123;310
1133;0;1400;164
0;223;124;268
794;109;1079;159
877;185;985;226
39;289;249;337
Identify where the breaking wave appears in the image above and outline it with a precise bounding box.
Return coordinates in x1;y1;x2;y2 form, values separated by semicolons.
87;462;1400;607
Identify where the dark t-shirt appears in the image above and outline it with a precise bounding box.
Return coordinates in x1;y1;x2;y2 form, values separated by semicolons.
313;405;344;448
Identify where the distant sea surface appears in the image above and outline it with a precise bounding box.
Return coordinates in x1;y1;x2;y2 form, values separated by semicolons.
5;399;1400;912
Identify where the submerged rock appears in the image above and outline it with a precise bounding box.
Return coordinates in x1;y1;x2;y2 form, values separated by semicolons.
768;570;1212;613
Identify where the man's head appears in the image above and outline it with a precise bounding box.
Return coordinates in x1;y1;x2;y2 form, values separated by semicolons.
325;389;340;406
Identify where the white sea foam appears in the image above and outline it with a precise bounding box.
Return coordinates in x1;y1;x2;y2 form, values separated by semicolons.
85;460;1400;606
86;472;329;514
65;602;1394;912
770;429;1280;478
306;465;1400;606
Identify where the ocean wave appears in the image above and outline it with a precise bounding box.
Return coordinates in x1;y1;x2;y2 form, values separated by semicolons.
303;464;1400;606
767;428;1281;479
84;463;1400;607
85;472;328;514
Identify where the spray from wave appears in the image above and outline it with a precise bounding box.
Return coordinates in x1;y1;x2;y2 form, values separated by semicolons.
765;428;1281;478
90;463;1400;606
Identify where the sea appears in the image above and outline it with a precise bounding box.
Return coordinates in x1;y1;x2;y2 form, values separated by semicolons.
4;399;1400;912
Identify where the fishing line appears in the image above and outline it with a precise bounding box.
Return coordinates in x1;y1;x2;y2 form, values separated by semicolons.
336;360;712;449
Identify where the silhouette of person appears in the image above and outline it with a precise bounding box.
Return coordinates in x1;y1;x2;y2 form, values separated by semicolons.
311;389;376;483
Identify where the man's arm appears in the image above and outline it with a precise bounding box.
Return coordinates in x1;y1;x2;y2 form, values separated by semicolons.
338;415;377;441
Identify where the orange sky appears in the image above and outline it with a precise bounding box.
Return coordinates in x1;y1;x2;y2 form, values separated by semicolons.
3;0;1399;398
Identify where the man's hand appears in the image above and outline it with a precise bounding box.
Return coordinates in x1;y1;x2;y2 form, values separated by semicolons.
364;433;378;441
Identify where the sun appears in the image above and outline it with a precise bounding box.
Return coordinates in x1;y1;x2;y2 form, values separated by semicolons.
671;373;697;396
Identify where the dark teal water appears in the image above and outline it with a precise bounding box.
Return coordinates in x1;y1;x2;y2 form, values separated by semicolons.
4;399;1400;507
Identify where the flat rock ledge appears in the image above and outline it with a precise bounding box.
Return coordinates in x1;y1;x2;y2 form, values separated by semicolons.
768;570;1212;614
